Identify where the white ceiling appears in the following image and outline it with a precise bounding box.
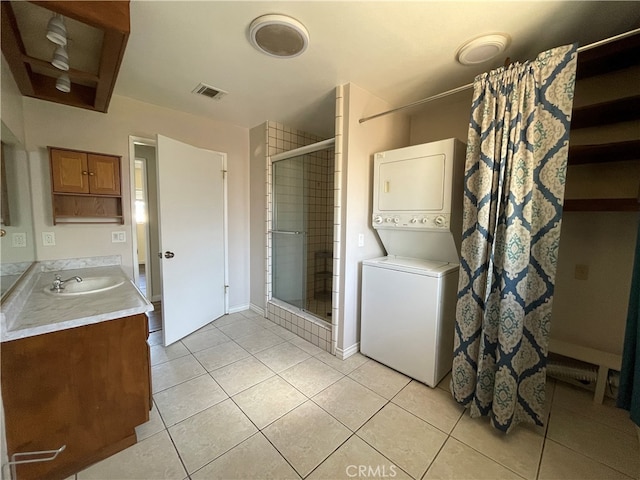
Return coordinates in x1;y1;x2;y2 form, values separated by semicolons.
115;1;640;138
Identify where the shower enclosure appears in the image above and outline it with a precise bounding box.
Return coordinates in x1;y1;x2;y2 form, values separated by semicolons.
271;139;335;323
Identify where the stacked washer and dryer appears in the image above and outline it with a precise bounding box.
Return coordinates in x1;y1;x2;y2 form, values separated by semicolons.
360;138;466;387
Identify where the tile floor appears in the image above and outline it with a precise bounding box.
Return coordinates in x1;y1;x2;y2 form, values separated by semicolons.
71;309;638;480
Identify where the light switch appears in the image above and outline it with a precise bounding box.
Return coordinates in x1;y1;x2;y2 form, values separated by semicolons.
42;232;56;246
111;231;126;243
358;233;365;247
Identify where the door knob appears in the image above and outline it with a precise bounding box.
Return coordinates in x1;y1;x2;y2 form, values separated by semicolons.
164;251;175;259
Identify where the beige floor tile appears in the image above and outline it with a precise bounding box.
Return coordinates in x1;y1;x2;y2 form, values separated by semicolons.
308;435;411;480
77;430;186;479
154;374;228;426
288;334;325;355
552;381;637;435
437;371;452;393
181;327;231;353
392;380;464;433
547;406;639;478
169;399;257;474
255;342;310;373
135;402;165;441
280;357;344;397
358;403;447;479
264;323;300;340
313;377;386;431
451;413;544;480
233;376;307;428
210;355;275;396
148;330;163;346
150;341;190;366
193;340;250;371
263;401;351;478
315;351;369;374
538;439;633;480
151;354;207;393
424;437;523;479
192;433;300;480
218;318;268;339
211;312;246;327
349;360;410;400
234;329;287;353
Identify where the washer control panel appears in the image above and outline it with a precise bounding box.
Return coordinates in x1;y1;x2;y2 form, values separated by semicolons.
372;213;450;230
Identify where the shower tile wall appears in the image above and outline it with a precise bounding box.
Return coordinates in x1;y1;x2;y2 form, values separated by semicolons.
264;121;333;353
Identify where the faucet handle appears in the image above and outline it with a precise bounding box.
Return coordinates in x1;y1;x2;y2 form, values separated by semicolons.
54;274;62;280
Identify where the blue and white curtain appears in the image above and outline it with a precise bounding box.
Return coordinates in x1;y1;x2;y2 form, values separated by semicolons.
451;44;578;432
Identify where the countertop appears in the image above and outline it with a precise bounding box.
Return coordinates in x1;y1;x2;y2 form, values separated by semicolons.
2;265;153;342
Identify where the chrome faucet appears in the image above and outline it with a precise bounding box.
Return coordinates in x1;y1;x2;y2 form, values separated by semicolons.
50;274;83;292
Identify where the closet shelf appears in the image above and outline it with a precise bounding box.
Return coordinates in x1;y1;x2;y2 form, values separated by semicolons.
568;140;640;165
576;33;640;80
563;198;640;212
571;96;640;129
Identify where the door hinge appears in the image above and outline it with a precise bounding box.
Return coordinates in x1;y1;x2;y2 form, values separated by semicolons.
222;170;228;178
224;285;229;292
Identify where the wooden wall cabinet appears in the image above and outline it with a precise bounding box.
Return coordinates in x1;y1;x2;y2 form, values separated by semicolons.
1;314;151;480
49;147;123;224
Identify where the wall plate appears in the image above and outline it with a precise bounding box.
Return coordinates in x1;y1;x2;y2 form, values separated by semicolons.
111;231;126;243
42;232;56;246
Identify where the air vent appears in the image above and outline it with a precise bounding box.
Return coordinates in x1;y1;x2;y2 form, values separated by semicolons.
191;83;228;100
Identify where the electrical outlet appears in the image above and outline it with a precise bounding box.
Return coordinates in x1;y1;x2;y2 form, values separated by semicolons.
42;232;56;246
12;232;27;248
574;264;589;280
111;231;126;243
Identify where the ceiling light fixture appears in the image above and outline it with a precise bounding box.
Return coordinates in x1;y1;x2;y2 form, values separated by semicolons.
249;14;309;58
46;14;67;46
51;45;69;71
56;73;71;93
456;33;510;65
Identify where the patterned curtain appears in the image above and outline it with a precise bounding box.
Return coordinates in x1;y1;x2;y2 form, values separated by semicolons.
617;217;640;427
451;44;578;433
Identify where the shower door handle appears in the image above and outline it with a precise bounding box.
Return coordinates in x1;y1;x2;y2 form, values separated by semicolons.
271;230;305;235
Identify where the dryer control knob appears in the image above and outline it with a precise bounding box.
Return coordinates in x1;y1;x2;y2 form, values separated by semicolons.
410;217;418;224
393;217;400;224
385;217;393;223
373;215;383;224
434;215;446;227
421;217;429;224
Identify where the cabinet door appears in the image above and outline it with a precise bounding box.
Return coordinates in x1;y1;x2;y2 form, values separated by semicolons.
50;148;89;193
88;154;121;195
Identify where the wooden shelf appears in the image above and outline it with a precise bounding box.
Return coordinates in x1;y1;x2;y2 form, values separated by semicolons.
568;140;640;165
53;194;123;225
571;96;640;129
563;198;640;212
576;33;640;80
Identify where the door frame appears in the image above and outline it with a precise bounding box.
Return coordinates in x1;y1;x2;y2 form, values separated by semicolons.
128;136;156;289
133;156;152;295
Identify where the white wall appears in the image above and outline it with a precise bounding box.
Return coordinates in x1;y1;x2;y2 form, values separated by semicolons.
337;83;410;354
22;94;251;310
1;56;25;146
249;123;266;311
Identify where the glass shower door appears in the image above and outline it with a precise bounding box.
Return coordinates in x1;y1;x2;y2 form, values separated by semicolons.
272;157;307;309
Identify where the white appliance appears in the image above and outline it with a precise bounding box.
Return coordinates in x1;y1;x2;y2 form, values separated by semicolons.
360;138;466;387
361;257;459;386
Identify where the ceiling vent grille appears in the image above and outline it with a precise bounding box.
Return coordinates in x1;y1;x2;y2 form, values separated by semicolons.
191;83;228;100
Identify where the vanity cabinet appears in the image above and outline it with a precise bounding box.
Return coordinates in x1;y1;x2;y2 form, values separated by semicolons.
1;314;151;480
49;147;123;224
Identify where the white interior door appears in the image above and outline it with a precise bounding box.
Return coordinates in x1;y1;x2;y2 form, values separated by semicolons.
156;135;227;345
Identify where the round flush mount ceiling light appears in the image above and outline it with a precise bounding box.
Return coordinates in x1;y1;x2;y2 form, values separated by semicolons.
456;34;510;65
249;14;309;58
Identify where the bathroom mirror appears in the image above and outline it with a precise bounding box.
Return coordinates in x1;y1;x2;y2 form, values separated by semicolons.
0;121;36;300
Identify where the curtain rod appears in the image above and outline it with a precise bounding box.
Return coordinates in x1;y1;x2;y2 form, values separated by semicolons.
359;27;640;125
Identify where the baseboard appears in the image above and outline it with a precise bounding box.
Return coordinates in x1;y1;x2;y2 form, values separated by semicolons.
249;304;265;317
228;304;250;314
336;342;359;360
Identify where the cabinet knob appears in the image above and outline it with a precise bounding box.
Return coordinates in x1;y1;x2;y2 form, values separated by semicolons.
82;171;88;175
88;172;95;176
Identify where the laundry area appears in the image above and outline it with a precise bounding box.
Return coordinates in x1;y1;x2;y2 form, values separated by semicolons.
360;138;466;387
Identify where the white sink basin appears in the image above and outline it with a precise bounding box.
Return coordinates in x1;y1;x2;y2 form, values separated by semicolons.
45;276;125;296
